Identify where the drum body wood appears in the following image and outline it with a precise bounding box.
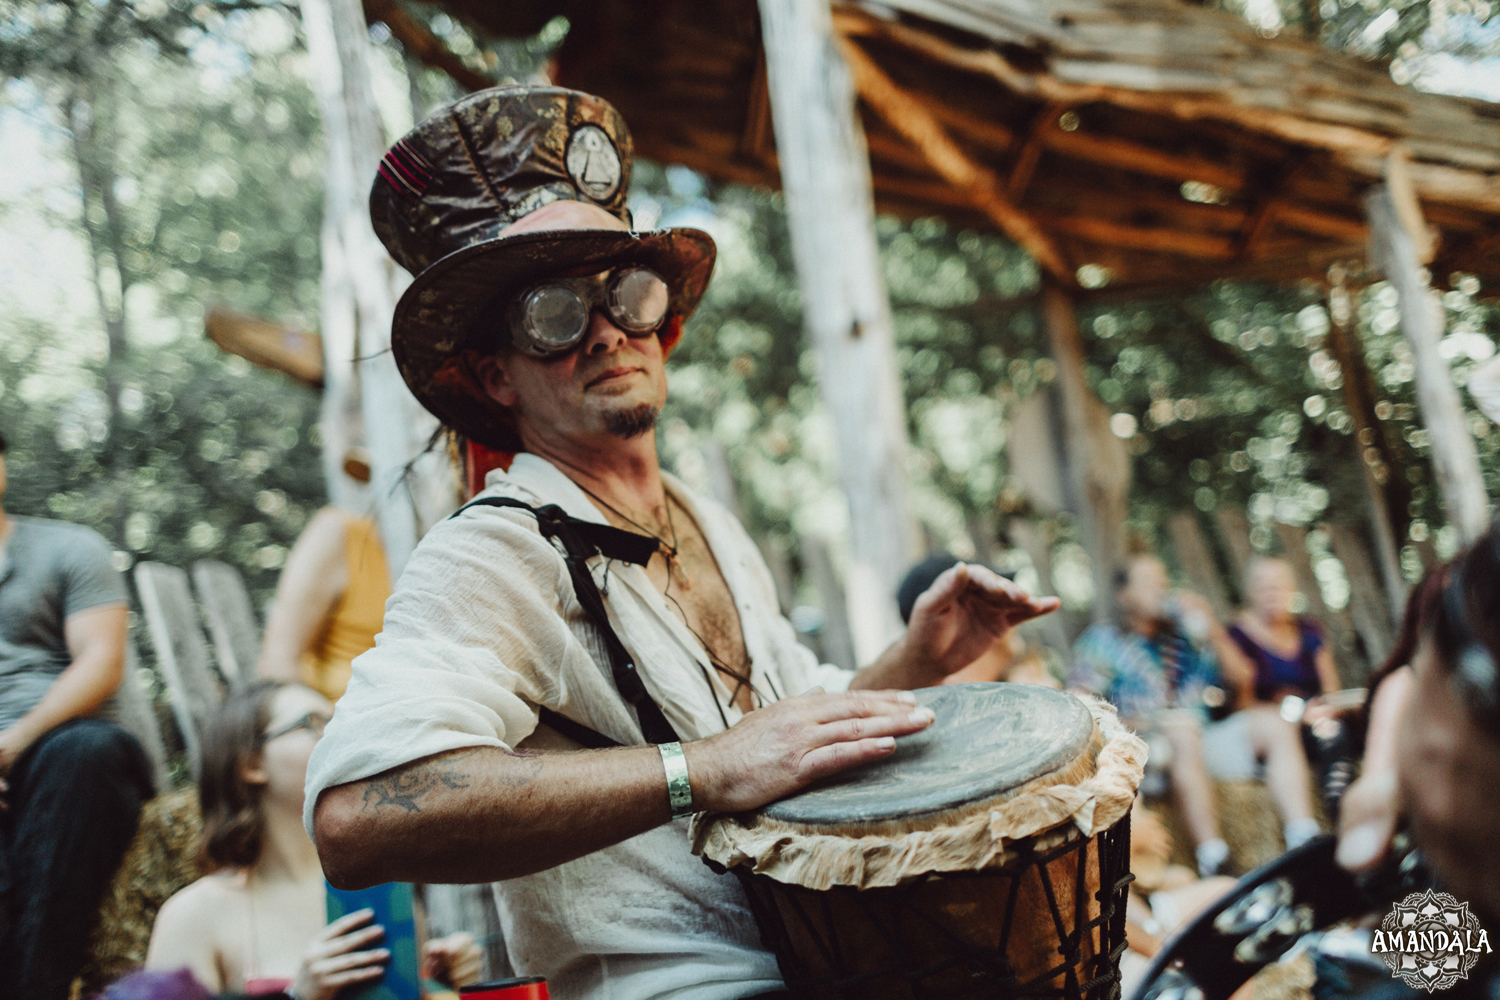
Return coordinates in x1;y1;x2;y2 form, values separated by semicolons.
695;685;1146;1000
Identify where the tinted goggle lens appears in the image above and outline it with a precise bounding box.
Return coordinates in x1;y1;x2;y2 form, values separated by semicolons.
609;268;671;333
513;268;669;357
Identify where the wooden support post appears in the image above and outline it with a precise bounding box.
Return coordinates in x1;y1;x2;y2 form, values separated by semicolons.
798;534;860;673
303;0;456;577
1365;178;1490;544
1007;517;1078;655
1213;505;1255;584
1275;523;1362;679
759;0;920;662
1167;511;1232;620
1324;520;1394;675
1042;283;1130;623
1324;275;1408;620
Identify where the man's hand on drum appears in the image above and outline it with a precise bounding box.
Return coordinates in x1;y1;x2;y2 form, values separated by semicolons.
684;689;935;814
873;562;1059;689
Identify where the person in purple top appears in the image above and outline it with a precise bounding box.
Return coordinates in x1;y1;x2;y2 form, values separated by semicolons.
1227;558;1341;706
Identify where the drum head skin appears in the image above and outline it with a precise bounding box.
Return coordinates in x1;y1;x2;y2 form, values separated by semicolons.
762;683;1095;826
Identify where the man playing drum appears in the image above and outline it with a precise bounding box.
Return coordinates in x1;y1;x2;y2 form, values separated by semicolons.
306;86;1059;1000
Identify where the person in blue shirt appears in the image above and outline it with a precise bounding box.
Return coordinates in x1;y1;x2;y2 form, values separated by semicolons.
1069;552;1317;874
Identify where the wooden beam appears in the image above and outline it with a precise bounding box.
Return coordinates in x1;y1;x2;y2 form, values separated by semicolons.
1039;214;1238;259
832;7;1415;167
1044;127;1244;193
837;34;1074;280
1366;178;1491;543
1274;202;1368;243
1008;101;1067;201
362;0;492;93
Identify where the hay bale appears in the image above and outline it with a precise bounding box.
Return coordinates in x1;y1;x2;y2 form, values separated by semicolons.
74;788;204;996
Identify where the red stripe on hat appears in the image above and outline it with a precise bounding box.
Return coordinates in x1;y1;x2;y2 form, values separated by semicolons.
384;152;428;190
395;139;433;175
377;162;422;200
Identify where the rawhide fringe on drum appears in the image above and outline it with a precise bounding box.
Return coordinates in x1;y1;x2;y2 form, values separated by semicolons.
693;685;1147;1000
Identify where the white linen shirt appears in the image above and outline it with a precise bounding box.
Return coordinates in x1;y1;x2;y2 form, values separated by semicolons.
304;453;853;1000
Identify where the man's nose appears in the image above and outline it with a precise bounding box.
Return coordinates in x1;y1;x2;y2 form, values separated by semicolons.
582;309;627;354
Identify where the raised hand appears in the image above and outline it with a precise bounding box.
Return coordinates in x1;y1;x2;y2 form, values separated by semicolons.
422;930;484;988
902;563;1059;682
684;688;934;814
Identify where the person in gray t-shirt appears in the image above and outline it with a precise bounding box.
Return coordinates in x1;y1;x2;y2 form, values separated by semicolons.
0;430;154;1000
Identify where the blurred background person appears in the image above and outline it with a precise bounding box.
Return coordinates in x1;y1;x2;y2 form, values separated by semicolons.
0;428;155;1000
898;553;1059;688
1227;556;1341;708
1070;552;1319;873
255;451;391;702
146;680;479;996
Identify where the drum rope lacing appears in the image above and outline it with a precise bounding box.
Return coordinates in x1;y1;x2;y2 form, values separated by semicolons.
726;818;1136;999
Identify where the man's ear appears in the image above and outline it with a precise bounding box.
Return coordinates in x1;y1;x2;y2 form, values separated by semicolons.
474;352;520;408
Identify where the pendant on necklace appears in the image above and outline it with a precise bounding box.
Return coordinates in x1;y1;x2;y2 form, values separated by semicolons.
666;553;690;588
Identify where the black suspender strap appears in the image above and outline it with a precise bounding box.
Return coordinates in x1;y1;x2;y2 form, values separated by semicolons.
453;496;681;747
536;705;623;750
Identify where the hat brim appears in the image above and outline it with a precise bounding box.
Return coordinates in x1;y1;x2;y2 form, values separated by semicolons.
391;227;716;451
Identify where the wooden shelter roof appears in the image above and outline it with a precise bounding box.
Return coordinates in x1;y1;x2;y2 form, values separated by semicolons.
397;0;1500;290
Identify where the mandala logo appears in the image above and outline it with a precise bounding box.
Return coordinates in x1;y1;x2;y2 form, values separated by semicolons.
1370;890;1493;992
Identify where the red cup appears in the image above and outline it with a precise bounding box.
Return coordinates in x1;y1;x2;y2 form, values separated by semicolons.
460;977;549;1000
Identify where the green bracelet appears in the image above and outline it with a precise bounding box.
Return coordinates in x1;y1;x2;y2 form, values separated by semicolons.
659;741;694;819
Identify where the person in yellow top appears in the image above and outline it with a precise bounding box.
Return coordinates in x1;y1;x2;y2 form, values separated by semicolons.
257;507;392;701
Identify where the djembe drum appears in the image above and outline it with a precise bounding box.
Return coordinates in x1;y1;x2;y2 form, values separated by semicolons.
694;684;1146;1000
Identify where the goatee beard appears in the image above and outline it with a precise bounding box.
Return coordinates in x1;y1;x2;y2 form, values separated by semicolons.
605;404;659;440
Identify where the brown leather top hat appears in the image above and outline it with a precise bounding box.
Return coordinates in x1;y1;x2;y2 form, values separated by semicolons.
371;85;716;451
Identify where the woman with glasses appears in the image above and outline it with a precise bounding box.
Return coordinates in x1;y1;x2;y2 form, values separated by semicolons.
144;681;482;997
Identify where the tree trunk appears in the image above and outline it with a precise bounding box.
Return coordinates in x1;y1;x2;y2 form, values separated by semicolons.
1042;283;1130;623
1213;505;1255;586
65;89;131;370
1325;277;1409;619
758;0;920;663
1007;517;1078;655
302;0;456;574
1324;520;1394;677
1275;523;1363;683
798;533;859;672
1365;182;1490;544
1168;511;1232;620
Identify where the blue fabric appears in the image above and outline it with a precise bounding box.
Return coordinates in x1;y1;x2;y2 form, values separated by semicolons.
1227;619;1324;701
1068;620;1223;721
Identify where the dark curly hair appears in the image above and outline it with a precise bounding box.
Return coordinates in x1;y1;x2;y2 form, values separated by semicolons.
1367;521;1500;740
197;679;288;870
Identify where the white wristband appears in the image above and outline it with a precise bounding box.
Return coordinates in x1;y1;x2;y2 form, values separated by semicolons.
659;741;693;819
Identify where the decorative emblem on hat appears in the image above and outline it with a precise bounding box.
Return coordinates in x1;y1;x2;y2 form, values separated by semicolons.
565;124;622;202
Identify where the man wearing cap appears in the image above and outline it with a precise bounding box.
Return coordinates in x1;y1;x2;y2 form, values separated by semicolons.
307;87;1057;999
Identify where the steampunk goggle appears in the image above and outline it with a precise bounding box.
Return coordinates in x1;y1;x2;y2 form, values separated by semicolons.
506;267;670;359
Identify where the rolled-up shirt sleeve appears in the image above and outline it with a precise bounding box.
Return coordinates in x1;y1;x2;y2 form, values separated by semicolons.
303;504;599;836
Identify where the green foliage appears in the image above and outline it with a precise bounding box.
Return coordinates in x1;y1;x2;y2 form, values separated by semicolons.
0;2;328;609
0;327;323;604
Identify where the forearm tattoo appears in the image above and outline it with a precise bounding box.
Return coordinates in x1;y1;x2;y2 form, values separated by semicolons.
358;747;546;813
361;749;478;814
